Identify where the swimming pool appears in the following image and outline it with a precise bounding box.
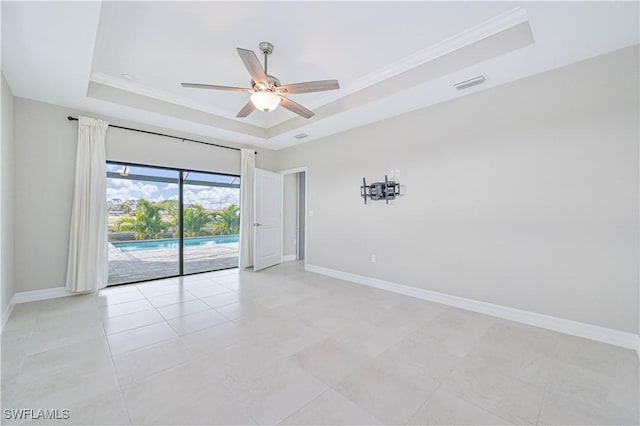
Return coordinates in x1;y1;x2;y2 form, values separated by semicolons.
112;235;239;252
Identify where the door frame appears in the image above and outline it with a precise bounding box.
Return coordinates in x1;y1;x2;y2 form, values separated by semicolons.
279;166;308;269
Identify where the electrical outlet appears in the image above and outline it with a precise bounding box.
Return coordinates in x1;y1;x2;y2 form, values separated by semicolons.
371;254;376;263
388;169;394;179
395;169;400;178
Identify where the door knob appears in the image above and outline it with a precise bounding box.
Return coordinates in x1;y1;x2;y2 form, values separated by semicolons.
254;223;262;227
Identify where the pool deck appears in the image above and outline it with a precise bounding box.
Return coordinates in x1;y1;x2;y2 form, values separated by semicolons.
108;242;238;284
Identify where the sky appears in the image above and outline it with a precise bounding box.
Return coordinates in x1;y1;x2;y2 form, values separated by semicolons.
106;168;240;210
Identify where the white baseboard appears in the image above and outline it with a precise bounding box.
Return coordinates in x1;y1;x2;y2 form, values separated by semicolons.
1;295;16;332
282;254;297;262
305;264;640;351
14;286;73;304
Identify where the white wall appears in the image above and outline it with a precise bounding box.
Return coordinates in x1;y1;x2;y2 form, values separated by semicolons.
277;46;640;334
13;98;277;292
282;173;298;257
1;73;15;318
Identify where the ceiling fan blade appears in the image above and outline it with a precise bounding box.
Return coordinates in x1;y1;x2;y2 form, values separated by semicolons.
275;80;340;94
237;48;268;84
236;101;256;118
280;97;315;119
181;83;252;92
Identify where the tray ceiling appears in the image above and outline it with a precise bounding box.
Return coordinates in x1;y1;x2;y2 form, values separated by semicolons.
2;2;638;149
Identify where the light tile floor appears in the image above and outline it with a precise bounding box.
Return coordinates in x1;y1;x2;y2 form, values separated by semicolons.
2;261;638;425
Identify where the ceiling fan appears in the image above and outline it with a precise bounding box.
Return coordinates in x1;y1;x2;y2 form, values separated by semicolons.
181;42;339;119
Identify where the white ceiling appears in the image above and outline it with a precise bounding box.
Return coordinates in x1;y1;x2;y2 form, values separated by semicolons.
2;2;638;150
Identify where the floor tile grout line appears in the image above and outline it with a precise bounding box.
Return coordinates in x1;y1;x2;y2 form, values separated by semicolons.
276;386;331;425
429;385;515;426
323;381;388;425
116;383;134;426
114;352;192;392
103;315;167;337
79;294;131;425
402;381;444;425
535;376;550;425
105;322;135;426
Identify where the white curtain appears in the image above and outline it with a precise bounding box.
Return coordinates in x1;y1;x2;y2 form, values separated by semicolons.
239;148;255;268
65;116;109;293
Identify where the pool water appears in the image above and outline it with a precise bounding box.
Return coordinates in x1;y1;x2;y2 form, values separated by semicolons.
113;235;239;252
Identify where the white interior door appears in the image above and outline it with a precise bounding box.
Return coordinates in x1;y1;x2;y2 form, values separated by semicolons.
253;168;282;271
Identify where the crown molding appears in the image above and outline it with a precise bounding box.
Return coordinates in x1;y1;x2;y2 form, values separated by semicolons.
87;8;530;134
89;72;265;127
270;7;530;124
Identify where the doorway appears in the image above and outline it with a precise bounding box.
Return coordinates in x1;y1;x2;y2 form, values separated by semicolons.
106;162;240;285
281;167;307;264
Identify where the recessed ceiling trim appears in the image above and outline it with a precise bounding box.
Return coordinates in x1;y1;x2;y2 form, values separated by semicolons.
88;81;266;141
90;72;254;125
273;8;529;119
266;19;534;139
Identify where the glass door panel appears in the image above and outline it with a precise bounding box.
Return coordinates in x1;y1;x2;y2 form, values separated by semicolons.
106;163;180;285
182;172;240;274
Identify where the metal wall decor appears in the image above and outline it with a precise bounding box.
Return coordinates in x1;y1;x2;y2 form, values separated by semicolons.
361;176;400;204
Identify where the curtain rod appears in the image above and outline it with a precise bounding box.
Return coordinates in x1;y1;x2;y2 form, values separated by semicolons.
66;116;256;154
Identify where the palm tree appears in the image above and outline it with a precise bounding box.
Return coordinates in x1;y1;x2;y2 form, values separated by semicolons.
212;204;240;235
117;199;168;240
155;200;179;236
183;204;213;237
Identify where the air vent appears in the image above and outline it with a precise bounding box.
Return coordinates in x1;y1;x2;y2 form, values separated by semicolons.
454;76;486;91
294;133;308;140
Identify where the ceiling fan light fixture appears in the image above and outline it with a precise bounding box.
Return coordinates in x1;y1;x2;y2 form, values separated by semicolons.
250;91;281;112
181;42;338;119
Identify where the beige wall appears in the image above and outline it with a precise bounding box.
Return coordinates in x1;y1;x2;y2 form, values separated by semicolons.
7;46;639;335
1;73;15;319
12;99;277;292
277;46;640;334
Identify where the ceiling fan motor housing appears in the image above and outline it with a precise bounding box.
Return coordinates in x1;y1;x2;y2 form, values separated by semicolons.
251;75;281;92
259;42;274;55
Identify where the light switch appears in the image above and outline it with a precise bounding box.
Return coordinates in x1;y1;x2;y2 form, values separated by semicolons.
388;169;394;179
309;210;314;217
395;169;400;178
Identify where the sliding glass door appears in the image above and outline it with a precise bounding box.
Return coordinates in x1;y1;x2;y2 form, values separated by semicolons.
106;162;240;285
